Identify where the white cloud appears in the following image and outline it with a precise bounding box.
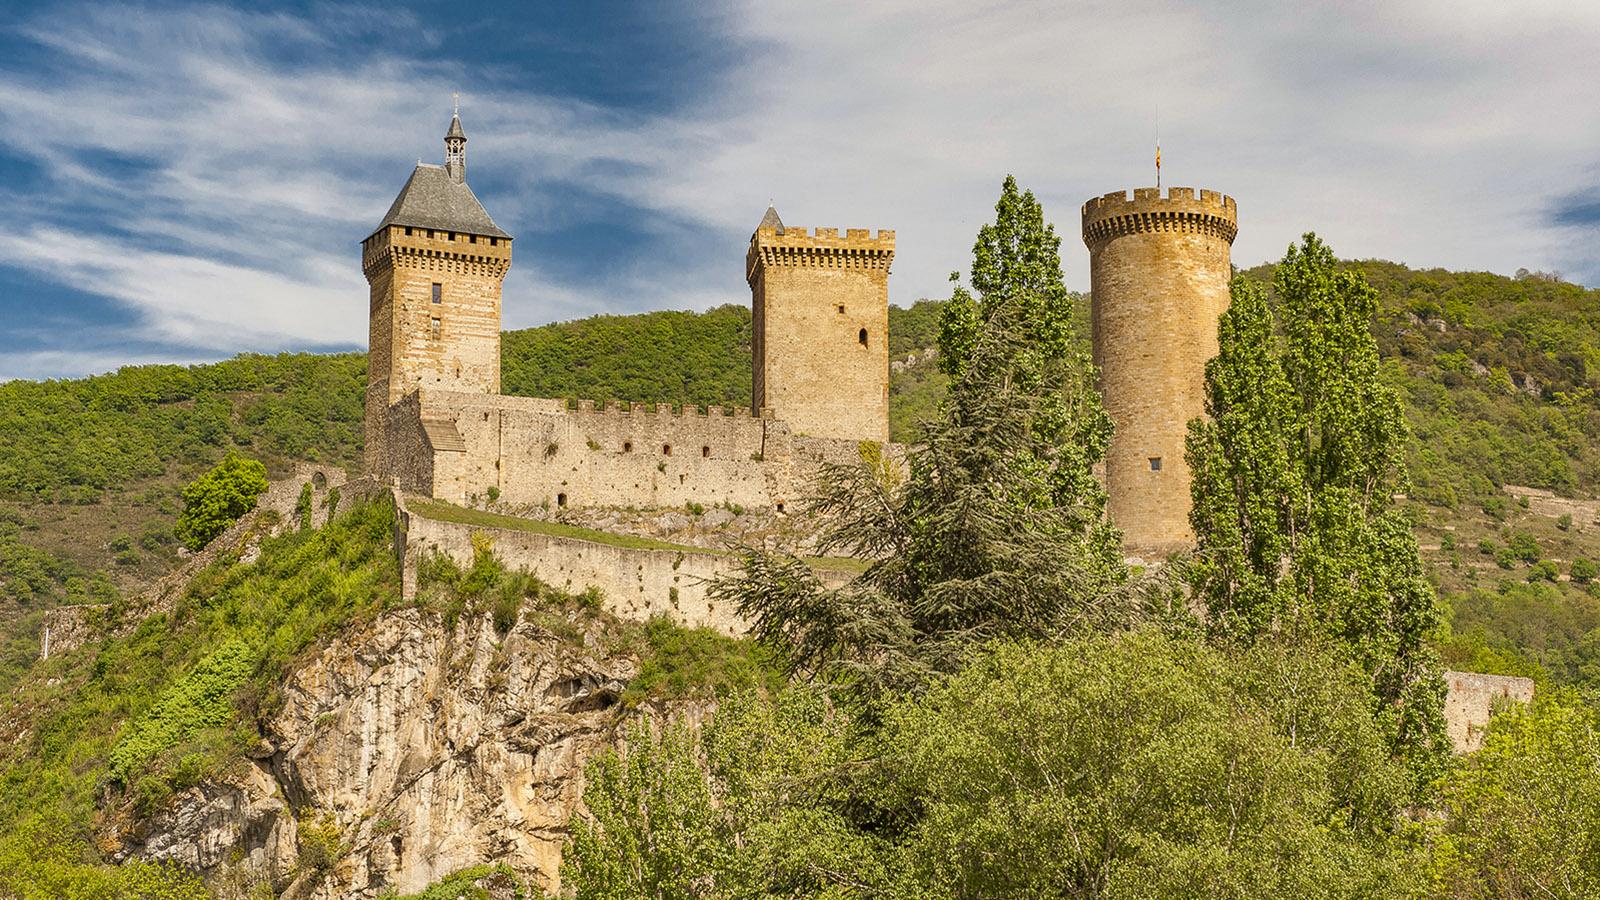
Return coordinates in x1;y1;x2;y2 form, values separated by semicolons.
0;0;1597;380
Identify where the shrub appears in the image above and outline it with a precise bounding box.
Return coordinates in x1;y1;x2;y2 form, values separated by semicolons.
174;452;270;550
1528;560;1560;582
1571;558;1598;584
1558;513;1574;531
1507;531;1542;563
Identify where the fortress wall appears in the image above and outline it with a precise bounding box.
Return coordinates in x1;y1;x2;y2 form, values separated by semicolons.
405;390;870;510
1444;670;1536;753
399;498;750;635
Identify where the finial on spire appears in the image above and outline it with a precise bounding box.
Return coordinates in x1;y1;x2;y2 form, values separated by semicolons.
444;101;467;183
453;90;460;117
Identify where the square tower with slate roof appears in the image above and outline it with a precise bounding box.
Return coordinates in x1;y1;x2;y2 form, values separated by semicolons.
361;111;512;473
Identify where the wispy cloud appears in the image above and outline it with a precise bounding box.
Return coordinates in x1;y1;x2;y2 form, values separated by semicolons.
0;0;1597;380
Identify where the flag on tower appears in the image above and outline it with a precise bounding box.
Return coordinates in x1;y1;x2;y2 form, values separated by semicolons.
1155;144;1162;188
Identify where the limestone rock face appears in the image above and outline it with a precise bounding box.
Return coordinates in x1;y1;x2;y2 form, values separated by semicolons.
126;606;637;898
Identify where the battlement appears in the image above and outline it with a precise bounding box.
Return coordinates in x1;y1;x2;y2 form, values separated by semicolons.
566;399;774;419
362;224;512;279
1081;187;1238;248
746;225;896;280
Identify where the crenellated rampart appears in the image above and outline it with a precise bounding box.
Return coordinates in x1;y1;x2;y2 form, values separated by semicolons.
386;389;873;512
1082;187;1238;248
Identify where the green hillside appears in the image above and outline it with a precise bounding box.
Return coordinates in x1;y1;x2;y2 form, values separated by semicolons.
2;266;1599;686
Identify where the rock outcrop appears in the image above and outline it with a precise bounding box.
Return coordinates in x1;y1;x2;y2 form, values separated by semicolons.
121;606;638;898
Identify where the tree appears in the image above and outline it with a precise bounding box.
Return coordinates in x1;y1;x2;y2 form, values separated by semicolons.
1186;234;1449;784
562;633;1425;900
563;691;877;899
1434;690;1600;897
710;177;1133;703
881;632;1423;899
173;452;269;550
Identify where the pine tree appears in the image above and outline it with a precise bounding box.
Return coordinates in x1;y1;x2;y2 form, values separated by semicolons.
712;177;1132;703
1187;234;1449;782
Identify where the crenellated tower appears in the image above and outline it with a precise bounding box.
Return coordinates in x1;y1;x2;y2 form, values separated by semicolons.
1082;186;1237;555
745;207;894;443
362;111;512;476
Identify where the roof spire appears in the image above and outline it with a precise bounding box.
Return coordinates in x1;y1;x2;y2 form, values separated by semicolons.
758;204;784;234
444;101;467;184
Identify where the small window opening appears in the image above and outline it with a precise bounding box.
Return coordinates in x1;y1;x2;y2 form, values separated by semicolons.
404;226;413;236
470;234;477;244
430;317;441;339
776;501;786;513
482;412;489;421
701;446;711;458
662;444;673;456
1149;457;1163;471
427;229;435;239
858;328;868;347
836;304;845;314
623;441;633;453
431;283;442;304
490;237;498;246
557;492;567;507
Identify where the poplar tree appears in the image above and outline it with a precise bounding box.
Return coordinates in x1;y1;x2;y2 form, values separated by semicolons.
1186;234;1449;779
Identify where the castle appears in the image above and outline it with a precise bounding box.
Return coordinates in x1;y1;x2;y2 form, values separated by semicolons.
363;112;1234;554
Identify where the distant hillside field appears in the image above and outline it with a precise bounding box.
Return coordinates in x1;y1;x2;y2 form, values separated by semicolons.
2;264;1599;688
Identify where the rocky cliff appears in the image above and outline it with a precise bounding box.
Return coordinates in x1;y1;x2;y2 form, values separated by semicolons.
118;605;640;898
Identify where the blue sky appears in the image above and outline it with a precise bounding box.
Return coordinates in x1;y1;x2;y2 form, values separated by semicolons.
1;0;1598;380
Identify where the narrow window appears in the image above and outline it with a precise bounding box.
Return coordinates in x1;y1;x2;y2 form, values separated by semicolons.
427;229;435;239
404;226;413;236
557;492;567;507
431;283;442;304
490;237;498;246
701;446;711;458
662;444;673;456
430;317;441;339
776;501;786;513
858;328;868;347
1149;457;1163;471
470;234;478;244
623;441;633;453
836;304;845;314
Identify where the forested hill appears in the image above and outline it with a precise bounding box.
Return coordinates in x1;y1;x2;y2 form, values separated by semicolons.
2;262;1599;686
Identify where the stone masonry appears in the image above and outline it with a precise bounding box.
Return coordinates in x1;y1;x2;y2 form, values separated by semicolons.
1083;187;1238;556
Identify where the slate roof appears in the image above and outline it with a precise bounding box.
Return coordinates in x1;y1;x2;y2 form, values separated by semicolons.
369;164;511;241
446;114;466;140
420;417;467;453
758;205;785;233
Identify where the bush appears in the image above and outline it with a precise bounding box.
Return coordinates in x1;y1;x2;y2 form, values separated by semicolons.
174;452;270;550
1572;558;1598;584
1507;531;1542;563
1528;560;1560;582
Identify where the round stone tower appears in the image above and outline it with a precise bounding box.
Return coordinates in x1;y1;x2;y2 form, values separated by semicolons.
1081;186;1237;556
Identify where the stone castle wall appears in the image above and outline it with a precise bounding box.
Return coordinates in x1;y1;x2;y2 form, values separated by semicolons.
386;390;873;512
748;226;894;443
396;495;752;635
1443;670;1536;753
1083;187;1237;556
